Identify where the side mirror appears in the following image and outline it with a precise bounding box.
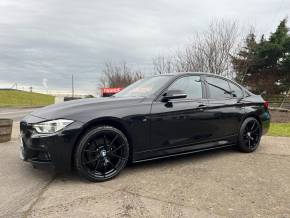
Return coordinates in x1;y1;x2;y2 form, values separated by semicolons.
162;90;187;102
229;91;237;98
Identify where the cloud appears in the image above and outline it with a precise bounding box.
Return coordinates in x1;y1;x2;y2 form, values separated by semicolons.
0;0;289;94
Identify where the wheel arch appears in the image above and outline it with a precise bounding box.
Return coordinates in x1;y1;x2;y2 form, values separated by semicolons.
239;113;262;136
71;117;133;168
242;113;262;126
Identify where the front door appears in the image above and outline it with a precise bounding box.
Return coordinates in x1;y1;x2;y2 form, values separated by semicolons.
149;75;210;156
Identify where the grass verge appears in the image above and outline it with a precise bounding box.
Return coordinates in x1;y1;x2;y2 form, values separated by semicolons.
0;90;54;107
268;123;290;137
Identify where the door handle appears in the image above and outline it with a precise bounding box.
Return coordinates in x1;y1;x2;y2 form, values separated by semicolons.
197;104;207;111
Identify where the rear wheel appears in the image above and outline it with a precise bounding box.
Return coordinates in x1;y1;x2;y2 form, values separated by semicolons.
75;126;129;182
237;117;262;153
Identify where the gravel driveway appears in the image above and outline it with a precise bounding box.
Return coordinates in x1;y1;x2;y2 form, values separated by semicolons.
0;135;290;218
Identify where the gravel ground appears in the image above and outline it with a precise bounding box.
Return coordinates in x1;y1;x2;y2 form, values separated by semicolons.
0;135;290;218
269;109;290;123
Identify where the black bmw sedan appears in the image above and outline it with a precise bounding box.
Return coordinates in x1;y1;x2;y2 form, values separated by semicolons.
20;72;270;182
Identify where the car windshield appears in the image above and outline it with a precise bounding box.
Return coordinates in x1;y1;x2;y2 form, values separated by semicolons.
114;76;172;98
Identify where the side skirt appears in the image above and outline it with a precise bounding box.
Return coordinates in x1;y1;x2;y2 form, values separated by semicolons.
132;144;235;163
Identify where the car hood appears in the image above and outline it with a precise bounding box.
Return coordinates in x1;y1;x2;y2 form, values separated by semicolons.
30;97;146;122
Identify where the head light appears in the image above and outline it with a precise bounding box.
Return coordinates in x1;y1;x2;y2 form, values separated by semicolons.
32;119;74;134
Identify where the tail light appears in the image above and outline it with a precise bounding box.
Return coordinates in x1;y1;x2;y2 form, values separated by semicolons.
264;101;269;109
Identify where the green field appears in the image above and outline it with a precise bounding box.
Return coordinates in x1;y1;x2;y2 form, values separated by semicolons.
0;90;55;107
268;123;290;137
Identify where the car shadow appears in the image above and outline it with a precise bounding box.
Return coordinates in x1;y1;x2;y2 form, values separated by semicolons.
49;146;237;183
127;146;235;170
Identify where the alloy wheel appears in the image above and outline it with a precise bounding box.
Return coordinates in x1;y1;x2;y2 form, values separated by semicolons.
78;127;129;181
242;119;261;150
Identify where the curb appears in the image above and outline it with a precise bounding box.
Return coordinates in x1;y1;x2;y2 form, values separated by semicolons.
12;122;20;140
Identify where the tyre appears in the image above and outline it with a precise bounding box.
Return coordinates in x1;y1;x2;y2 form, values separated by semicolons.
237;117;262;153
75;126;129;182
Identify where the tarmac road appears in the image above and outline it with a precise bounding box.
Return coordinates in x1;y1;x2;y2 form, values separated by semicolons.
0;108;35;121
0;135;290;218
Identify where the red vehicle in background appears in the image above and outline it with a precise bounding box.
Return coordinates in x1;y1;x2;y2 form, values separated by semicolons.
101;88;122;97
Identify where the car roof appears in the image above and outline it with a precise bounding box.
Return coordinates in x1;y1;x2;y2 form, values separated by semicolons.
154;72;230;80
166;72;212;76
153;72;246;89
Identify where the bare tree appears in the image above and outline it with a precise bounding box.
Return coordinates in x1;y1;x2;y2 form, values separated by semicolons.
153;55;174;74
100;61;143;88
154;19;240;78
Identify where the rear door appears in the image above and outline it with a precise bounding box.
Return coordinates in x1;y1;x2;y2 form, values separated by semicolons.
204;76;244;142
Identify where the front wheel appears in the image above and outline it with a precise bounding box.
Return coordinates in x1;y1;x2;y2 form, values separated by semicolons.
237;117;262;153
75;126;129;182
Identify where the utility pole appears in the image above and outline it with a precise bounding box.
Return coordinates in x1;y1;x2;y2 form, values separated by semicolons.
72;74;74;97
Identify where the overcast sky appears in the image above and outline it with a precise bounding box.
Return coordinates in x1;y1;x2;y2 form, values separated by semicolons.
0;0;289;94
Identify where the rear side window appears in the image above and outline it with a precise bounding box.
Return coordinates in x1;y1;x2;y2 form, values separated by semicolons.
206;77;232;99
228;81;243;98
168;76;203;99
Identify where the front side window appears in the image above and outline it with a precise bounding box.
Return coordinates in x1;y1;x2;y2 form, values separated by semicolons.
167;76;203;99
206;77;232;99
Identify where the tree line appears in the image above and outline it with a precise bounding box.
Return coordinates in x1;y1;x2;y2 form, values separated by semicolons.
100;18;290;95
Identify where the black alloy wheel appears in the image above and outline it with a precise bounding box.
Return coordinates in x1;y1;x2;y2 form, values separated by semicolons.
75;126;129;182
237;117;262;153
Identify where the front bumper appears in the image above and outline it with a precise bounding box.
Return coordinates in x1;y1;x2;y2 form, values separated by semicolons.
20;115;83;171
